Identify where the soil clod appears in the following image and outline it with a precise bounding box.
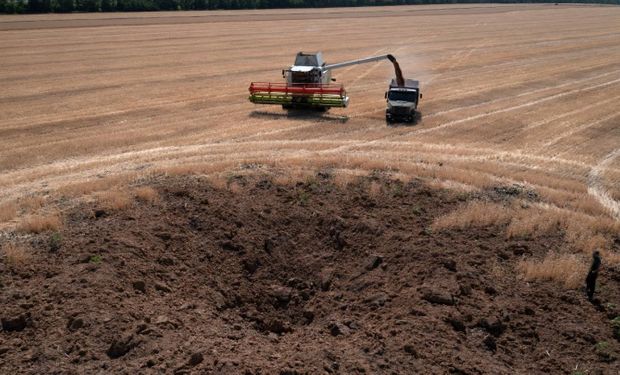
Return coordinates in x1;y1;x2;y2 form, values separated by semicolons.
365;255;383;271
106;334;141;359
1;314;29;332
421;288;455;306
154;282;172;293
132;280;146;293
67;316;84;331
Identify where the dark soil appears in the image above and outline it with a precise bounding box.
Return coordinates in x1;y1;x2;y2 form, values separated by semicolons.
1;174;619;374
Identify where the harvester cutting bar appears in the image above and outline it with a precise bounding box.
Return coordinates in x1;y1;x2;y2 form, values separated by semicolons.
248;82;349;108
250;82;345;95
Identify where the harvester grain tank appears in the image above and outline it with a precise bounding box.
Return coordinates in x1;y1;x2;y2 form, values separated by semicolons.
248;52;417;112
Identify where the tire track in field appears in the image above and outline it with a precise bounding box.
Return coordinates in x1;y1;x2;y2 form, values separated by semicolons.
350;40;620;98
425;70;620;120
521;94;620;132
413;74;620;136
587;148;620;220
348;67;620;120
541;112;620;148
240;81;620;175
2;133;616;210
318;69;620;145
0;135;598;190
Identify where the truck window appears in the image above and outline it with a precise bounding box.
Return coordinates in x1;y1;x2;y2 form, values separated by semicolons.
388;91;417;102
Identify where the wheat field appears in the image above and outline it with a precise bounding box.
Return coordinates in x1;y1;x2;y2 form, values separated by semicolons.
1;4;619;228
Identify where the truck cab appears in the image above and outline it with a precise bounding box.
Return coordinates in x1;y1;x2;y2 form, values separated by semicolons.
385;79;421;123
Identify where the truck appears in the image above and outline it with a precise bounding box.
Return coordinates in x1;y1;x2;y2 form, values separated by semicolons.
385;78;422;124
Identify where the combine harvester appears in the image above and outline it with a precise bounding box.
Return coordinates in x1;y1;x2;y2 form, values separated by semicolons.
248;52;421;122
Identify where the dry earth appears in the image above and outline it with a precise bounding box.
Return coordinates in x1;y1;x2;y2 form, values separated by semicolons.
1;4;620;374
1;174;620;374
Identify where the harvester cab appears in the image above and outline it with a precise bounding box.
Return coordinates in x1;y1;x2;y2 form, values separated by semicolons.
282;52;331;85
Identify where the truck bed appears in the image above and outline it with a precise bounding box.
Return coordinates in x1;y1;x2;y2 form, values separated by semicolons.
390;78;419;89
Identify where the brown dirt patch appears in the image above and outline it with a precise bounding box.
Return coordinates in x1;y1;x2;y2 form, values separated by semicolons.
1;174;619;373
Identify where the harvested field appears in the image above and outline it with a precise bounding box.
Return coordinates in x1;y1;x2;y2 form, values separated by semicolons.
0;4;619;220
1;3;620;373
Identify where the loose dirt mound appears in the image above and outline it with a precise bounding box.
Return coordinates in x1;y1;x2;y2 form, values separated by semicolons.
1;175;619;374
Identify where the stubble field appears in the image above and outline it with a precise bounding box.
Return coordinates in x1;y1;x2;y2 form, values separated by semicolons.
1;4;619;219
